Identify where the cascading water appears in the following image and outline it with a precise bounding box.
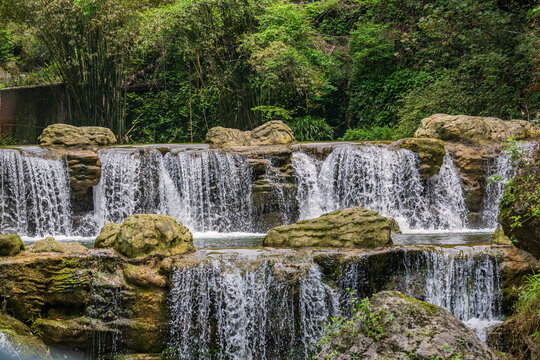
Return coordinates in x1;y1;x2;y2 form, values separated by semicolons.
0;332;20;359
293;145;468;232
482;142;537;228
0;148;72;238
162;149;254;232
168;258;338;360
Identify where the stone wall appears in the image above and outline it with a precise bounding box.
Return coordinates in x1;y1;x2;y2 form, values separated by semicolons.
0;85;68;143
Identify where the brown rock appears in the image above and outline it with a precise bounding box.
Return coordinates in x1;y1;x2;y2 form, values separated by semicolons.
25;237;89;254
206;120;295;147
0;234;24;256
38;124;116;148
394;138;446;179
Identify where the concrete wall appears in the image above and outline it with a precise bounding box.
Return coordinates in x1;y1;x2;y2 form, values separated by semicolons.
0;84;68;144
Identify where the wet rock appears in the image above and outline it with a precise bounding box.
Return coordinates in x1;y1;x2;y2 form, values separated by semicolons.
491;227;511;245
65;150;101;195
38;124;117;147
263;207;397;248
26;237;89;254
393;137;446;179
95;222;122;248
124;264;166;288
415;114;539;143
206;120;295;146
95;214;194;258
0;313;51;359
0;234;24;256
316;291;498;360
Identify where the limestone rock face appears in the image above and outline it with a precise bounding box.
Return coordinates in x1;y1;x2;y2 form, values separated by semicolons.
26;237;89;254
38;124;117;147
95;214;194;257
206;120;295;146
263;207;397;248
0;234;24;256
316;291;498;360
415;114;539;143
65;150;102;195
394;137;446;179
0;314;51;359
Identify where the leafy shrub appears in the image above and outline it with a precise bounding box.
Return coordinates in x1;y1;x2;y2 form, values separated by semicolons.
0;28;14;65
288;116;334;141
341;125;396;141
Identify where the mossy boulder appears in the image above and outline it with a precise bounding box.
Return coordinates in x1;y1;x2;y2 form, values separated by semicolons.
263;207;397;248
415;114;539;144
0;314;51;359
316;291;497;360
38;124;117;147
95;214;194;258
0;234;24;256
26;237;89;254
206;120;295;146
394;137;446;179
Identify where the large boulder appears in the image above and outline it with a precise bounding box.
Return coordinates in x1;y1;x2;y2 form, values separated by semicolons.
263;207;397;248
415;114;539;143
95;214;194;258
0;314;51;359
38;124;117;147
25;237;89;254
316;291;498;360
499;147;540;258
206;120;295;147
393;137;446;179
0;234;24;256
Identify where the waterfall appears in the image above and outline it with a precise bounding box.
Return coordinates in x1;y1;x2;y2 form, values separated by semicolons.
0;148;72;238
162;149;254;233
0;332;20;359
292;145;467;232
482;142;537;229
168;259;338;360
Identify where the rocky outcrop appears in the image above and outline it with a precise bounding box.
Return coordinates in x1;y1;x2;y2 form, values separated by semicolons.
0;314;51;359
95;214;194;258
393;137;446;179
415;114;539;143
316;291;498;360
0;234;24;256
499;147;540;258
25;237;89;254
264;207;397;248
206;120;295;147
38;124;117;148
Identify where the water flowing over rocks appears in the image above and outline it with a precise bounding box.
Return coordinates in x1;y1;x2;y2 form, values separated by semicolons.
0;234;24;256
38;124;117;148
95;214;194;258
263;207;397;248
0;313;51;359
393;137;446;179
206;120;295;146
316;291;498;360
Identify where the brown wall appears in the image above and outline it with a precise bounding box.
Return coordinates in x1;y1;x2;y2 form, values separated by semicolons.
0;84;68;144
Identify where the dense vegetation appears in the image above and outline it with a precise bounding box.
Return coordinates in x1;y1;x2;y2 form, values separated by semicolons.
0;0;538;142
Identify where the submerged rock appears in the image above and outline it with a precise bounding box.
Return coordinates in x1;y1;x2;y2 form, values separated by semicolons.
26;237;88;254
95;214;194;257
316;291;498;360
0;314;51;359
38;123;117;147
0;234;24;256
415;113;539;143
393;137;446;179
263;207;397;248
206;120;295;146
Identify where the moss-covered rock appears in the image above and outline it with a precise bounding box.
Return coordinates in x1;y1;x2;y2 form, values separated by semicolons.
95;222;122;248
316;291;497;360
263;207;397;248
394;137;446;179
95;214;194;258
415;114;539;143
38;124;117;147
0;234;24;256
26;237;89;254
206;120;295;146
0;314;51;359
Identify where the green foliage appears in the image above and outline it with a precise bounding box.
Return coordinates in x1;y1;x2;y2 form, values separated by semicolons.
0;27;14;65
341;125;396;141
288;116;334;141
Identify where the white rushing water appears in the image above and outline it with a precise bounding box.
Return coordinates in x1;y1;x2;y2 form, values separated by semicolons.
0;332;22;359
293;145;468;233
168;259;338;360
0;148;72;237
